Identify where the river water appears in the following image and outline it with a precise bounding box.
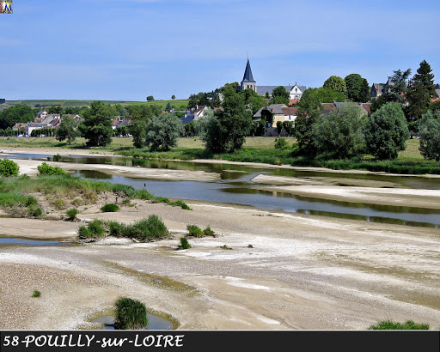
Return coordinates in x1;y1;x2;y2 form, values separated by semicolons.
3;153;440;229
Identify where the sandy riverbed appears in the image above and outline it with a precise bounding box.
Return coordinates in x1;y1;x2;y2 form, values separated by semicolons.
1;149;440;330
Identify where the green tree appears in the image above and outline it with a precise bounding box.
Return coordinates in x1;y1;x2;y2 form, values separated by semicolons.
240;88;266;115
205;85;252;152
418;109;440;161
79;101;113;147
283;121;293;137
0;105;35;130
323;76;347;95
313;103;367;158
48;106;64;114
56;116;79;144
345;74;370;102
294;89;323;156
314;87;348;103
365;102;410;160
384;68;412;104
270;86;290;105
146;96;154;102
276;121;283;136
129;119;147;148
145;113;183;151
406;60;436;121
184;120;195;136
270;96;289;105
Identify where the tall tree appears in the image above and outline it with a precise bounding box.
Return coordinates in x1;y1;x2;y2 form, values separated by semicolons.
418;109;440;161
383;68;412;103
145;113;183;151
56;116;79;144
345;74;370;102
365;102;409;160
0;105;35;130
406;60;436;121
240;88;266;115
323;76;347;96
79;101;113;147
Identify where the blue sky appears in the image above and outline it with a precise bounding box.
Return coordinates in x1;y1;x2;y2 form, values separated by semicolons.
1;0;439;101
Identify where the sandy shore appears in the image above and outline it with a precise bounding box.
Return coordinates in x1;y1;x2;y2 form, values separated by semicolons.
1;148;440;330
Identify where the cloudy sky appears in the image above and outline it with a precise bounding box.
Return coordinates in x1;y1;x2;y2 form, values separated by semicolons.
1;0;439;101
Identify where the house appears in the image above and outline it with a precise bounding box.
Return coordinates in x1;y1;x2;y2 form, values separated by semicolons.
253;104;298;126
239;58;306;102
37;110;48;119
371;78;395;98
321;102;369;116
193;105;209;120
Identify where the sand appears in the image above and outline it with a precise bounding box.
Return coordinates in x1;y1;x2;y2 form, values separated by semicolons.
1;149;440;330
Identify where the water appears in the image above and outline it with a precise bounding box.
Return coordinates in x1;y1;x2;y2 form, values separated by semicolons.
92;314;173;330
0;237;70;246
72;169;440;228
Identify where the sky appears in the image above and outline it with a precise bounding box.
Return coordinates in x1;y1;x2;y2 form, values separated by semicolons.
1;0;439;101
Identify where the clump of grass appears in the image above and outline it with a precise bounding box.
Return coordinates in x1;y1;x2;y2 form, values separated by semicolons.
55;199;66;210
28;206;42;218
101;203;120;212
65;208;79;221
220;244;232;250
368;320;430;330
32;290;41;298
114;297;148;330
78;225;93;238
174;200;191;210
121;215;168;241
187;224;203;237
177;237;191;250
122;198;131;206
203;226;215;236
72;198;83;206
78;219;106;239
52;154;62;162
107;221;126;237
133;189;190;210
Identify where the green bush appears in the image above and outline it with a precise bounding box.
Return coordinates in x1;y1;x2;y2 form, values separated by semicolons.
101;203;120;212
107;221;126;237
0;159;19;177
28;206;42;217
88;219;105;237
121;215;168;241
66;208;79;221
368;320;429;330
203;226;215;236
37;162;66;176
78;225;93;238
274;137;289;151
187;224;202;237
114;297;148;330
178;237;191;250
32;290;41;298
52;154;62;162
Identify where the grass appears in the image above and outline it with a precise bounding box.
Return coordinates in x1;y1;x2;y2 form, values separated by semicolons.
368;320;430;330
100;203;120;212
32;290;41;298
177;237;191;250
65;208;79;221
133;189;191;210
187;224;203;237
114;297;148;330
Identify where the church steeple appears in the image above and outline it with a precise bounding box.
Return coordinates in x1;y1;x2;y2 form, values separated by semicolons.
240;57;256;92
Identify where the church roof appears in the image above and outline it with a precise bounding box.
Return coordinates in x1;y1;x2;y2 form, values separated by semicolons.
241;59;255;83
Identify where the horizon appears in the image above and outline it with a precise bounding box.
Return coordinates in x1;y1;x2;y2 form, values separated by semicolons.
1;0;439;101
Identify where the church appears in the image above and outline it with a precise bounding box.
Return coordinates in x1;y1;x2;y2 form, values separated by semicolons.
240;58;306;101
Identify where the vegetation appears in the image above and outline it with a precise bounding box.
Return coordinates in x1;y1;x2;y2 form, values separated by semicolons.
274;137;289;150
202;226;215;236
114;297;148;330
37;162;67;176
177;237;191;250
32;290;41;298
130;119;147;148
101;203;120;212
323;76;347;96
418;110;440;161
0;159;19;177
146;113;183;151
365;102;410;160
65;208;79;221
368;320;429;330
133;189;191;210
56;116;79;144
79;101;113;147
344;73;370;102
102;215;169;241
313;103;367;158
0;104;35;130
187;224;203;237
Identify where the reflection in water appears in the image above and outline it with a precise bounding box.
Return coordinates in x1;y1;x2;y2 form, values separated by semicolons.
72;170;440;229
0;238;70;246
92;314;173;330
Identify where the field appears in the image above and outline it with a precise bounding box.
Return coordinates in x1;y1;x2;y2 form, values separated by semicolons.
0;99;189;111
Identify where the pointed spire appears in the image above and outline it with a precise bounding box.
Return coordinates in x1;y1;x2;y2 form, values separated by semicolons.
242;58;255;83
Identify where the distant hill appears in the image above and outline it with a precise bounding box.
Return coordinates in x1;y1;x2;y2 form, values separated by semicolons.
0;99;189;111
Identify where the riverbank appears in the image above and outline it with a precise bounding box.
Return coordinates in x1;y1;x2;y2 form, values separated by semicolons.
1;148;440;330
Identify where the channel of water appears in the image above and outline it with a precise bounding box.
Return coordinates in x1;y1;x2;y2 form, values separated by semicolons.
3;153;440;228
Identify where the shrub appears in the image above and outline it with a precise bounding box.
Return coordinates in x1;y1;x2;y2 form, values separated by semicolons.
37;162;66;176
107;221;126;237
88;219;105;237
173;200;191;210
66;208;79;221
52;154;62;162
203;226;215;236
121;215;168;241
187;224;202;237
101;203;120;212
368;320;429;330
178;237;191;250
0;159;19;177
114;297;148;330
28;206;42;217
78;225;93;238
32;290;41;298
274;137;289;151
